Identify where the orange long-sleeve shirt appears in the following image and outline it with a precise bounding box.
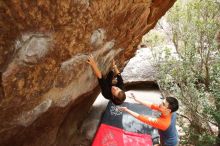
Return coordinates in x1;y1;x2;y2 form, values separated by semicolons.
137;104;171;131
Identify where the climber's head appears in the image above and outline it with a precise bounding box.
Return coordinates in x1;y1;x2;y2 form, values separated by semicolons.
111;86;126;105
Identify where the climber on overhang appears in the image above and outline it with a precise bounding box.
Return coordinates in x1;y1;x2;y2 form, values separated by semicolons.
87;54;126;105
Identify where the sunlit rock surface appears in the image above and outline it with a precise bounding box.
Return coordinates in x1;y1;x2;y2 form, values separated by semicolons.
0;0;176;146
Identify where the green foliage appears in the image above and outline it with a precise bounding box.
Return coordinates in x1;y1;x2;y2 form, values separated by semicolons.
147;0;220;145
142;30;166;48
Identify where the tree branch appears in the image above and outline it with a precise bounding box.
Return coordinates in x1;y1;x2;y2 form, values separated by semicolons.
177;113;192;123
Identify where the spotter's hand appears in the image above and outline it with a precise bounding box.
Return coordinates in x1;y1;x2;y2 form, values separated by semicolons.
117;106;128;112
129;93;136;100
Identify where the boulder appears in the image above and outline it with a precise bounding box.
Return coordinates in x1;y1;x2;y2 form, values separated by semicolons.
0;0;176;145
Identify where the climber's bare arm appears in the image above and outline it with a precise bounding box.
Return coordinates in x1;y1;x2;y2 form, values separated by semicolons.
87;55;102;79
112;59;120;75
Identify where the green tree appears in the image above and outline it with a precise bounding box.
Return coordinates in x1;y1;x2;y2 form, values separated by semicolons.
148;0;220;145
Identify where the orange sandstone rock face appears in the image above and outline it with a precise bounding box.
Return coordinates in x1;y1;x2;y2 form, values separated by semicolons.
0;0;176;145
